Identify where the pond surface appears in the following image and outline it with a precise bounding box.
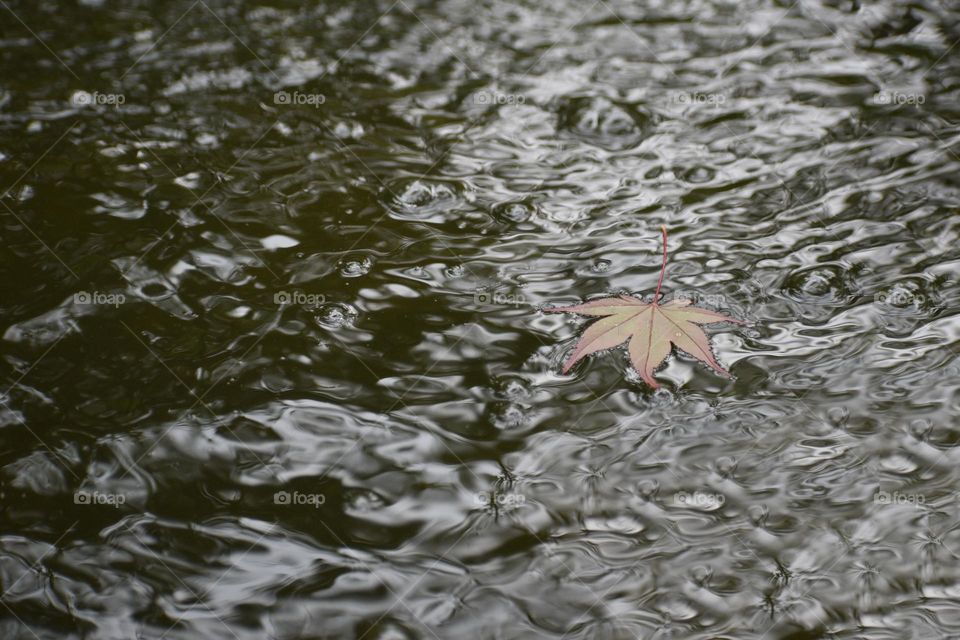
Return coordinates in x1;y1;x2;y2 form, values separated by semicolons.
2;0;960;638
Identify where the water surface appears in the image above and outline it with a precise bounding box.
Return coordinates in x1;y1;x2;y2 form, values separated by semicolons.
2;0;960;638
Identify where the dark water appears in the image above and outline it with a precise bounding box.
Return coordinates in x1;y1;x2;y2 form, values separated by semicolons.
2;0;960;638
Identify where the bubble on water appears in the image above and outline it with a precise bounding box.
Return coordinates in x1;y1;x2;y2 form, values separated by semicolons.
908;419;932;441
492;201;533;223
315;303;357;328
444;265;465;279
690;565;713;587
556;96;653;150
592;259;612;273
387;179;460;220
345;488;386;513
492;374;531;400
714;456;737;477
637;479;659;501
485;402;527;430
261;371;294;393
338;255;373;278
396;181;452;207
680;166;716;184
798;270;834;296
781;265;856;306
748;504;768;526
827;406;848;426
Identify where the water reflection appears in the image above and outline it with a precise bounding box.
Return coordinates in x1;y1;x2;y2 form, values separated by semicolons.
2;0;960;638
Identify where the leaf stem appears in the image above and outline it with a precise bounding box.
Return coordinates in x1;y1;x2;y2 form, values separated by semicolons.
654;225;668;302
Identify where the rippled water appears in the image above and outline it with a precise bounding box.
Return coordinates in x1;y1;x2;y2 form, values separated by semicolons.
2;0;960;638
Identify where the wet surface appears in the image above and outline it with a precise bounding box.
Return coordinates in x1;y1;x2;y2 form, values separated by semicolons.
2;0;960;638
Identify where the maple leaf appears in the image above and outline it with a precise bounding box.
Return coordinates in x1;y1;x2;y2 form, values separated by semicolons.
545;226;744;388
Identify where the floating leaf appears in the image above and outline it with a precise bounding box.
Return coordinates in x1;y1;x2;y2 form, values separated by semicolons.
546;226;743;388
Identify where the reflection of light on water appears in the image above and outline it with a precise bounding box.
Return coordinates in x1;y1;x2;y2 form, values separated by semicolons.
2;0;959;637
